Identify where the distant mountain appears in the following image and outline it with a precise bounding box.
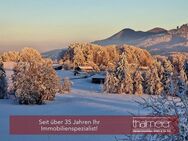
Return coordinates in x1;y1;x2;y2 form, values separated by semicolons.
147;27;167;34
93;28;158;46
42;48;67;60
93;24;188;55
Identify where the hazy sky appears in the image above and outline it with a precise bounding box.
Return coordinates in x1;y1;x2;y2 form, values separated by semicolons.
0;0;188;52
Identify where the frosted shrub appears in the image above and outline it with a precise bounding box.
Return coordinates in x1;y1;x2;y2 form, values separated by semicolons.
0;62;7;99
13;58;62;104
62;77;72;93
116;94;188;141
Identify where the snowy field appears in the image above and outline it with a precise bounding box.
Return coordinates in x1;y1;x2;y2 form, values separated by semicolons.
0;70;150;141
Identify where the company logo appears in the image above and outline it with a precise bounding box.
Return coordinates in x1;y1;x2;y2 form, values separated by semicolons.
132;116;178;134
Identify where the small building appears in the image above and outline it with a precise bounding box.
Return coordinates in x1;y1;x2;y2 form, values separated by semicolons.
91;73;105;84
52;64;63;70
75;66;93;72
74;66;94;76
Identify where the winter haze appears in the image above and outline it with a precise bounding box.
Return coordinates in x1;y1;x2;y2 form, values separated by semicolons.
0;0;188;53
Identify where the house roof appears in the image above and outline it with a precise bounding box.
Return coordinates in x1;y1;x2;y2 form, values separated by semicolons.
76;66;93;70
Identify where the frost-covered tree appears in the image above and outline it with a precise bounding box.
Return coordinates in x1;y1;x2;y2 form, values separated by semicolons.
143;66;163;95
154;75;163;95
19;47;42;62
61;43;154;71
115;53;133;94
143;70;155;95
177;76;186;97
154;60;164;80
142;70;150;94
1;51;20;62
0;62;7;99
151;67;163;95
176;69;187;96
104;53;133;94
133;69;143;95
106;46;119;70
179;68;188;85
168;54;186;73
103;71;119;93
73;47;85;68
0;48;43;63
12;51;63;104
161;59;173;95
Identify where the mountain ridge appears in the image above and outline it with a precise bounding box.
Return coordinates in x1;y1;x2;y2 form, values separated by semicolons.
93;24;188;55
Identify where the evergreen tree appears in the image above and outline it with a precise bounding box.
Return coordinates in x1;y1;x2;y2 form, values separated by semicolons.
143;67;163;95
142;70;150;94
115;53;133;94
152;67;163;95
83;46;94;64
122;70;133;94
162;59;173;95
103;71;119;93
133;69;143;95
0;62;7;99
177;76;186;96
143;70;154;95
143;70;153;94
179;68;188;85
154;60;164;80
176;69;187;96
104;52;133;94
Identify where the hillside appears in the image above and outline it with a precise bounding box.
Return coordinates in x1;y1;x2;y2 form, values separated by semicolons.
42;48;67;60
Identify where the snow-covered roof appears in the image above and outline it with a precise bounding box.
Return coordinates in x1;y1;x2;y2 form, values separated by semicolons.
91;73;105;79
76;66;93;70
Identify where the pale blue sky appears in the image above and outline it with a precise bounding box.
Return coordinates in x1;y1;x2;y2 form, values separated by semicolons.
0;0;188;52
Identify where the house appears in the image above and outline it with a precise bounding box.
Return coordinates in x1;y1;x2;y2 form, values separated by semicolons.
74;66;94;76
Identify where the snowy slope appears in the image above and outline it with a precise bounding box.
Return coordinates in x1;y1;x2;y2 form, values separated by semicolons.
0;70;150;141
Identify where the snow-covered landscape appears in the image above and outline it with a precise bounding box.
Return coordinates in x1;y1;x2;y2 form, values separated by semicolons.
1;44;188;141
0;69;149;141
1;1;188;140
1;39;188;141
